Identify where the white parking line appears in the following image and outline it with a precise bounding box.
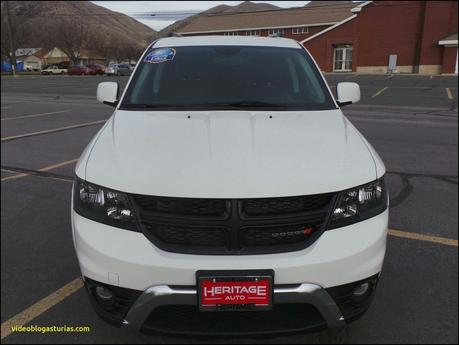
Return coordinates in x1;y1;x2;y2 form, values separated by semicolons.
1;110;71;121
389;229;458;247
372;86;388;98
0;278;84;340
446;87;453;100
1;158;78;182
1;119;107;142
40;85;95;90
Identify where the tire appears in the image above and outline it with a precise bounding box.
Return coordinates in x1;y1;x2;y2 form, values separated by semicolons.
319;325;349;344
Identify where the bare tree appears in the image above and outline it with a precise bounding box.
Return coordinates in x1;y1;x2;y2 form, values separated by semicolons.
111;37;143;63
90;31;115;65
1;0;33;74
49;16;96;65
0;12;10;64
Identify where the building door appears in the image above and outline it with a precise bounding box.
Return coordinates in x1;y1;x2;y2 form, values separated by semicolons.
333;45;353;72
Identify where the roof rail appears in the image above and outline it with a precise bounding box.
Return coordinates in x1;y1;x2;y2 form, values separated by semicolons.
168;32;183;37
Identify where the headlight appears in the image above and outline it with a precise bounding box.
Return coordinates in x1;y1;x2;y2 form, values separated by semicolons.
73;178;138;231
327;178;388;229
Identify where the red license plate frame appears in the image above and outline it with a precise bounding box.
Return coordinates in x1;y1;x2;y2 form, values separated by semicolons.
197;270;274;312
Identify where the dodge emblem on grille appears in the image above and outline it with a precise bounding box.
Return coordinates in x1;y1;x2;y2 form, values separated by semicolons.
271;226;313;238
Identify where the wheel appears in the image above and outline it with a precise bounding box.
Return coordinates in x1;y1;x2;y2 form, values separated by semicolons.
61;71;65;75
117;71;121;76
319;325;349;344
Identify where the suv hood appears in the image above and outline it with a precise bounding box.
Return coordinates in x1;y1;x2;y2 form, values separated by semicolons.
81;110;379;198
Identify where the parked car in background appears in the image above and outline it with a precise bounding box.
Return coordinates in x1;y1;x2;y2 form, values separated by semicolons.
23;61;41;72
105;63;118;76
105;63;132;76
117;63;133;76
87;64;106;75
68;65;91;76
41;65;67;75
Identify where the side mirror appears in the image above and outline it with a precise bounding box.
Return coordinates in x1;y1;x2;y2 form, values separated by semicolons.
336;82;360;107
97;82;119;107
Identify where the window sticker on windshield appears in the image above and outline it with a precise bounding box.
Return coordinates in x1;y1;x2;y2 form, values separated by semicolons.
144;48;176;64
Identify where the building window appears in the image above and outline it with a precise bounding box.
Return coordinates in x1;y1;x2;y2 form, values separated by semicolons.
333;45;353;71
246;30;261;36
292;27;308;34
223;32;239;36
268;28;284;35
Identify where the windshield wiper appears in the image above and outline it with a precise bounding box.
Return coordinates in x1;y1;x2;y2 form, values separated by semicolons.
120;103;176;109
188;101;287;109
120;101;287;110
227;100;286;108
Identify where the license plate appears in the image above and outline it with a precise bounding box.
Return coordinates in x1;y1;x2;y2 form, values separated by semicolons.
197;270;274;312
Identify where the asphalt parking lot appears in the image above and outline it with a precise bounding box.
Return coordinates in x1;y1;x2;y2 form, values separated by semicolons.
1;73;458;344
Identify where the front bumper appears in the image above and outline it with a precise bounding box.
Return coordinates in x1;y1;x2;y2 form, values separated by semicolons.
73;207;387;334
72;209;388;290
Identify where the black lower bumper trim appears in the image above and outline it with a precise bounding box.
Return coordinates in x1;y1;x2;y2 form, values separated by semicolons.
141;304;327;337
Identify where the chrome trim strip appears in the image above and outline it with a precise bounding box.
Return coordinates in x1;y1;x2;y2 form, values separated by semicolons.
123;283;345;331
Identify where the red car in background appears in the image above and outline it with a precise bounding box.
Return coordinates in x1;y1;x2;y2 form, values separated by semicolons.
86;64;106;75
68;65;91;75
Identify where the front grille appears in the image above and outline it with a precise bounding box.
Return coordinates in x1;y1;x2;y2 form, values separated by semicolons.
141;303;326;335
241;194;332;217
144;223;227;247
134;196;228;218
131;193;335;255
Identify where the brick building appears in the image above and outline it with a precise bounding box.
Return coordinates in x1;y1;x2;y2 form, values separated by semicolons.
177;1;458;74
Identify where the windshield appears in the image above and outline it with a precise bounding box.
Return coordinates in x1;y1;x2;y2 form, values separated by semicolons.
120;45;336;111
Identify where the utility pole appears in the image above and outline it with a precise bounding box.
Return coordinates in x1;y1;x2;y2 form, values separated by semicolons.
4;1;18;77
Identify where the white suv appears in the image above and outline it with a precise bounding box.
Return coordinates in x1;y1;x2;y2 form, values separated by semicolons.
72;36;388;339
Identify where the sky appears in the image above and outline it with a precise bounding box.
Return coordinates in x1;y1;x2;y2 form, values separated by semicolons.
92;1;310;31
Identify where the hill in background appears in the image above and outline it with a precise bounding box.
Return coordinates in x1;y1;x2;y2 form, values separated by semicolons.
3;1;156;47
158;1;281;38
